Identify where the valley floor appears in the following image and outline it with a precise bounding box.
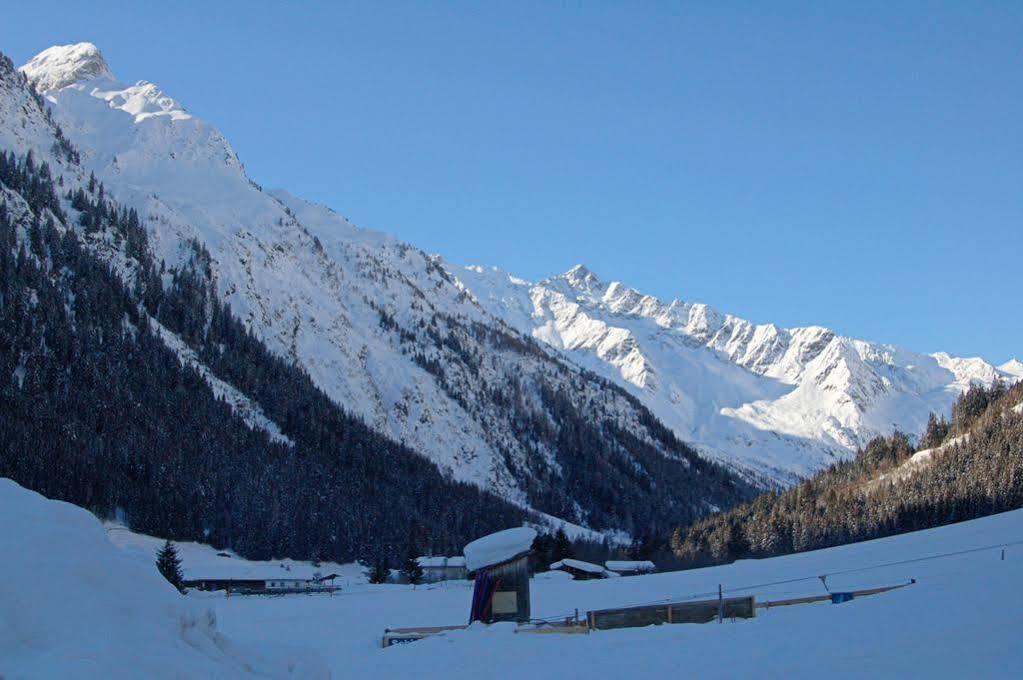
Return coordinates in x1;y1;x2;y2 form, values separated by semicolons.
189;509;1023;678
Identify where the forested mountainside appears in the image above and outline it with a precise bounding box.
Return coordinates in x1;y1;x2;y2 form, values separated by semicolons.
0;145;528;562
0;48;753;560
6;43;754;535
670;380;1023;567
459;264;1022;486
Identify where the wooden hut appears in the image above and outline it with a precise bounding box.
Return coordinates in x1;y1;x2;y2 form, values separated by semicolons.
463;527;536;624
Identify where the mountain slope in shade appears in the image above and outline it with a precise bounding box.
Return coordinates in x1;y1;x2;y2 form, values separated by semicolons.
456;264;1018;484
7;43;749;534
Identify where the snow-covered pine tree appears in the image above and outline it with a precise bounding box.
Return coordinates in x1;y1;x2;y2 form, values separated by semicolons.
156;540;185;593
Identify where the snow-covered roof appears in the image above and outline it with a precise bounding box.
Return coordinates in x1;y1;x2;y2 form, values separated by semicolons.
463;527;536;572
416;556;466;568
550;558;605;574
181;564;318;581
605;560;655;572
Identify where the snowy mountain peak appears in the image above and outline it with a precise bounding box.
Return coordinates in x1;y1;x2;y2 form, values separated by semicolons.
20;43;113;91
1000;358;1023;379
553;264;604;296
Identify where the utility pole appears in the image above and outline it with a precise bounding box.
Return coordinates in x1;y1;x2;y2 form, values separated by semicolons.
718;584;724;623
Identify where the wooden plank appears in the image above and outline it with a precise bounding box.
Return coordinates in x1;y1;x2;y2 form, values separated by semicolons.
384;624;467;635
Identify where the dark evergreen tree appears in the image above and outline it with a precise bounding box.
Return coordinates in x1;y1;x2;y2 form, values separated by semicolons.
368;560;391;585
921;412;951;449
530;533;554;572
401;548;424;585
551;528;574;562
156;540;185;593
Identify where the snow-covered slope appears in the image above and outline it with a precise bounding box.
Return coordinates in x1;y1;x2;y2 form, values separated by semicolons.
0;478;326;679
458;264;1019;484
105;522;370;588
6;43;745;533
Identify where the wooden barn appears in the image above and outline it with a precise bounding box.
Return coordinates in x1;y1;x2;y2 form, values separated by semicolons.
464;527;536;624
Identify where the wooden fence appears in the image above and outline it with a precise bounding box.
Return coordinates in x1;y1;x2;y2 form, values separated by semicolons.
586;595;756;631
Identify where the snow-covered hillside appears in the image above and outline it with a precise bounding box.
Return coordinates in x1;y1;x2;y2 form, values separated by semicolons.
153;502;1023;678
0;478;326;679
104;522;371;589
459;264;1022;484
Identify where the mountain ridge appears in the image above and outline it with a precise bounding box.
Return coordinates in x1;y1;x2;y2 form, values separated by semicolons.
456;261;1020;484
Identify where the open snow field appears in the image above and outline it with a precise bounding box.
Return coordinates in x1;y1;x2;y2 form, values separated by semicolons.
5;475;1022;679
186;511;1023;678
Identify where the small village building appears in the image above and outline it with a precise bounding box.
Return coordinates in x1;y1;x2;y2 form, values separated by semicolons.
550;558;615;580
464;527;536;624
605;560;656;576
416;556;468;582
182;566;339;594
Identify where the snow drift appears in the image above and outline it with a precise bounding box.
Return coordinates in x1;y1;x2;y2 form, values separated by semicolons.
0;478;326;679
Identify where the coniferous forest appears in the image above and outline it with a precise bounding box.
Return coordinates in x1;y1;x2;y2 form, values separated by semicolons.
671;381;1023;567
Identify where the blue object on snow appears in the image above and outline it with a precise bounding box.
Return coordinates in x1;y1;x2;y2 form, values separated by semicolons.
830;592;855;604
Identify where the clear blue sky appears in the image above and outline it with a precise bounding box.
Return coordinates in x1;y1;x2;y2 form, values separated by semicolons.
4;2;1021;361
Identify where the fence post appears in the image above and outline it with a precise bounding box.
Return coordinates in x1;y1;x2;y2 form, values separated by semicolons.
718;584;724;623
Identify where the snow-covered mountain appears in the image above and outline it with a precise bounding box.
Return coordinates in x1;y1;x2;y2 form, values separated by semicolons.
9;41;1016;499
457;264;1021;485
5;43;747;536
